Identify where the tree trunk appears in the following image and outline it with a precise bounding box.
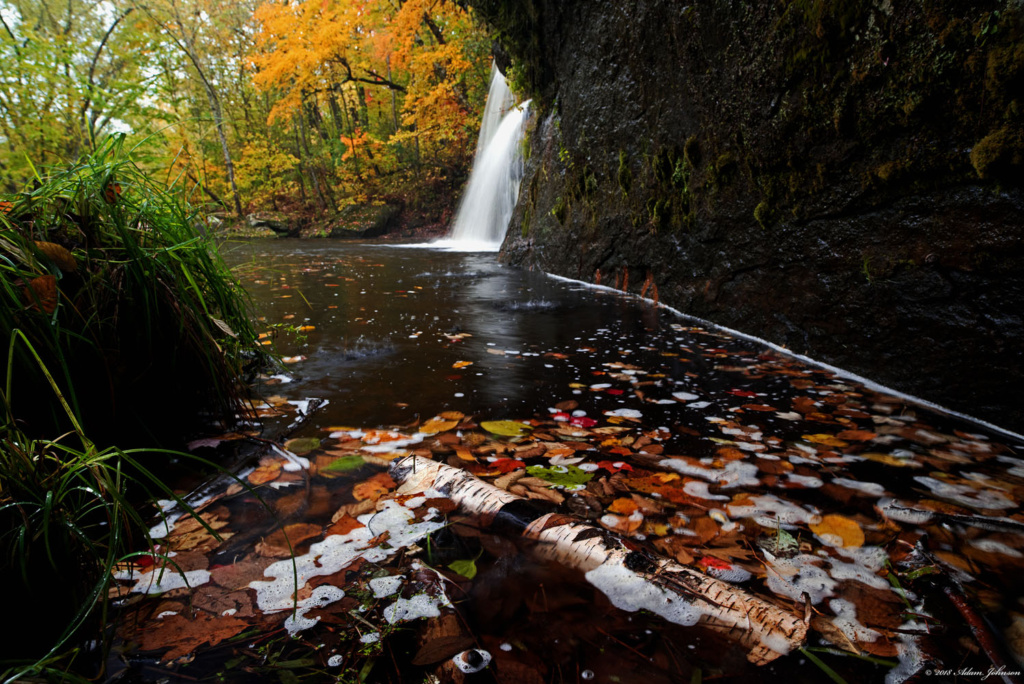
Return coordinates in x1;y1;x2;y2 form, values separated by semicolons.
389;455;808;666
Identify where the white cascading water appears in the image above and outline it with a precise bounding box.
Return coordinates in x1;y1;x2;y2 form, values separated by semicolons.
438;65;530;251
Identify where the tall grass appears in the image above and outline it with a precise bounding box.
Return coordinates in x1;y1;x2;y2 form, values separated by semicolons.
0;138;267;677
0;134;263;446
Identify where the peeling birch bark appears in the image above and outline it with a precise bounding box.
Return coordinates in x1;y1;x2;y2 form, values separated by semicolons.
390;455;807;665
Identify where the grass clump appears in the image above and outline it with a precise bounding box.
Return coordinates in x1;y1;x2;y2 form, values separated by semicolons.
0;137;268;677
0;136;264;447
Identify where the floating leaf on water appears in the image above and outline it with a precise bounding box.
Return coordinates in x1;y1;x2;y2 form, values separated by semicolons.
836;429;877;442
439;411;465;421
283;437;321;455
420;418;459;434
481;420;533;437
321;455;366;472
353;472;397;502
809;514;865;548
248;463;282;485
525;464;593;487
861;452;920;468
452;361;473;369
282;355;307;364
447;557;478;580
802;434;849;448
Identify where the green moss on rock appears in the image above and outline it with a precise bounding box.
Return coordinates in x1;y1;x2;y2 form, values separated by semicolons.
971;126;1024;182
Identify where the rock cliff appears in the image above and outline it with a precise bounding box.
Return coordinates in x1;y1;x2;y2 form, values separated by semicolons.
471;0;1024;432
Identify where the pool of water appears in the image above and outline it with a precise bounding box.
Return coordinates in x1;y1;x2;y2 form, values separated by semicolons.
109;239;1024;683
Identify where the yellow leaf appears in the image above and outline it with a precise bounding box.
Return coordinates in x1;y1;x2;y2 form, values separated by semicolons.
480;420;532;437
809;514;864;548
607;497;638;515
861;452;920;468
438;411;465;421
419;418;459;434
453;445;476;461
802;434;849;448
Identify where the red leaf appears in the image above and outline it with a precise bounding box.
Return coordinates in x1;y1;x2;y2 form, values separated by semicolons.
492;458;525;473
570;416;597;428
597;460;634;473
698;556;733;570
727;389;757;398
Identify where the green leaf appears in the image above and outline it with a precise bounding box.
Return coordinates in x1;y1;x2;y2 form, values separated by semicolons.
480;420;533;437
525;464;593;487
322;455;366;472
283;437;321;455
448;558;478;579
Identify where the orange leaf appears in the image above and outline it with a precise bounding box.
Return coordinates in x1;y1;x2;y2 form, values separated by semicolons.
741;404;777;412
452;360;473;369
247;462;281;485
607;497;639;515
419;418;459;434
809;514;865;548
836;429;877;442
353;472;396;502
802;433;849;448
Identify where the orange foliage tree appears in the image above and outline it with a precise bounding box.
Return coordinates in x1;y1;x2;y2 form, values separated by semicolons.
248;0;491;211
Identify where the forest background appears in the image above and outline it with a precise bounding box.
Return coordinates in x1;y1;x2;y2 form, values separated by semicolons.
0;0;494;229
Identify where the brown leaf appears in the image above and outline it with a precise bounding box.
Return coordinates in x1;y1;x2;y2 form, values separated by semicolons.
412;636;476;665
34;241;76;271
353;471;396;501
325;513;363;536
211;557;273;591
332;498;377;521
24;275;57;314
836;429;878;442
137;613;247;661
691;516;720;544
247;462;282;485
192;586;256;618
256;523;323;557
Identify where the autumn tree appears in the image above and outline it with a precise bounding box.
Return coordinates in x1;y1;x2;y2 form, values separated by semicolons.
0;0;151;188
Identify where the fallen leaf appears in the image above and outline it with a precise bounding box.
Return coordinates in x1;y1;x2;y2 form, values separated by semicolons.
803;434;849;448
836;429;877;442
283;437;321;455
245;462;283;485
607;497;639;515
420;418;459;434
24;275;57;314
256;523;323;557
481;420;533;437
452;361;473;369
137;613;248;661
353;472;396;501
810;514;865;548
448;557;478;579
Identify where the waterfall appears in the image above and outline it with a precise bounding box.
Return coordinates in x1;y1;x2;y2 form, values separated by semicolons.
439;66;530;251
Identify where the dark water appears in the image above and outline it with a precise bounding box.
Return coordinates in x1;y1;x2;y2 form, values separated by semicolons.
221;240;676;429
114;239;1024;683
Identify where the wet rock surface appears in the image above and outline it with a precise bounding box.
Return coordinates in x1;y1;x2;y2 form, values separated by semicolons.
475;0;1024;432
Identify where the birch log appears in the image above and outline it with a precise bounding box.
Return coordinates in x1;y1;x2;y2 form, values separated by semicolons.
390;455;807;665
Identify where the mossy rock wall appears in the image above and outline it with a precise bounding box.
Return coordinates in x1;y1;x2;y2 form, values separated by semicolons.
479;0;1024;432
